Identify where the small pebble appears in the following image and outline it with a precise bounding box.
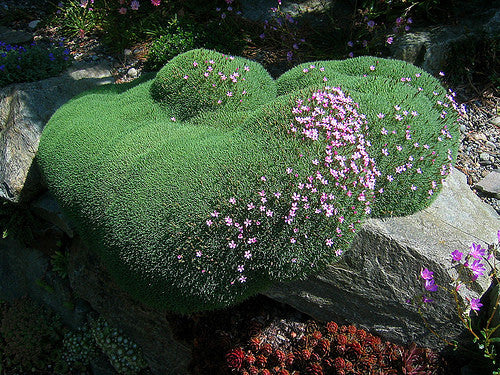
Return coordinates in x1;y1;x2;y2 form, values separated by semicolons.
127;68;138;78
124;49;133;57
460;124;467;132
486;141;496;149
28;20;40;29
491;116;500;127
480;152;490;162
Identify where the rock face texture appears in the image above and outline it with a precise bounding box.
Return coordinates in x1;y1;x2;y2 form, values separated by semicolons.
0;62;114;203
67;237;192;375
265;168;500;350
476;169;500;199
390;6;500;74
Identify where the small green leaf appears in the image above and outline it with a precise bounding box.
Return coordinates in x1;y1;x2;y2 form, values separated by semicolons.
489;338;500;343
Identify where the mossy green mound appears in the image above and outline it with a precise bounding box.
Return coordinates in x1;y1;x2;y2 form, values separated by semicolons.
276;56;462;217
37;50;461;313
150;48;276;121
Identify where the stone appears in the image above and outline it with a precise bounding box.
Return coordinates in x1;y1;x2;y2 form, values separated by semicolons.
390;5;500;74
127;67;138;78
31;192;74;237
265;168;500;350
491;116;500;127
0;61;114;203
67;237;191;375
475;169;500;198
123;48;133;57
486;141;496;149
0;235;91;329
28;20;41;29
0;28;33;45
460;124;467;133
480;152;491;162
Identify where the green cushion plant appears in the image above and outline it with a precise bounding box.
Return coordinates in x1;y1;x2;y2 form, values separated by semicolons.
37;49;462;313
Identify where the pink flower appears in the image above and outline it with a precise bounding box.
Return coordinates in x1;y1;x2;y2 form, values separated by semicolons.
386;36;394;44
469;298;483;312
131;0;139;10
469;243;485;259
420;267;433;280
451;249;463;262
119;7;127;14
151;0;161;5
425;279;438;292
228;240;237;249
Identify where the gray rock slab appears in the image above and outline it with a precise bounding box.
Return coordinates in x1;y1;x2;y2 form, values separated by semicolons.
31;192;74;237
0;62;114;203
265;168;500;350
0;236;89;329
68;237;192;375
476;169;500;198
0;29;33;45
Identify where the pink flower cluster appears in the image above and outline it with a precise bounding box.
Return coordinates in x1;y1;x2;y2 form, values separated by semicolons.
197;88;377;285
118;0;160;14
182;57;250;106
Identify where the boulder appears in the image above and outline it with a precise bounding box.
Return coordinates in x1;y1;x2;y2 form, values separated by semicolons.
0;62;114;203
67;237;192;375
475;169;500;199
265;168;500;350
389;6;500;74
0;27;33;45
0;235;90;329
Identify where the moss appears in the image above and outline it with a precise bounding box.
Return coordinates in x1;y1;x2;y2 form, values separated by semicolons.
37;50;461;313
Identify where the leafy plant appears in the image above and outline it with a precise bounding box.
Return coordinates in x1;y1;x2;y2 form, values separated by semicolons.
413;231;500;374
0;41;72;88
51;250;70;279
51;0;102;38
144;16;204;71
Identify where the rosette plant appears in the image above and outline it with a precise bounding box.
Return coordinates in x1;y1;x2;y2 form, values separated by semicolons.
37;49;461;313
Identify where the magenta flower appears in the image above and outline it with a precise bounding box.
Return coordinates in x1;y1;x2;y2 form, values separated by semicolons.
425;279;438;292
470;298;483;312
451;249;463;262
386;37;394;44
420;267;434;280
469;243;485;259
422;296;433;303
151;0;160;5
469;259;486;278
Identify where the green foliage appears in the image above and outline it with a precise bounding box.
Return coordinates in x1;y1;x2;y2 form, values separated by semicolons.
0;200;36;242
144;17;204;71
0;41;72;88
90;316;147;375
37;50;461;314
51;250;70;279
150;48;276;120
0;297;64;372
276;56;461;217
51;0;102;37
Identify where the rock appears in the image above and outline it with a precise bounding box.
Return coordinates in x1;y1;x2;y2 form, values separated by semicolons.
31;192;74;237
0;28;33;45
123;48;133;57
0;235;90;329
480;152;491;162
0;61;114;203
460;124;467;133
127;67;138;78
390;5;500;74
68;237;191;375
486;141;496;149
265;168;500;350
491;116;500;127
28;20;41;29
475;169;500;198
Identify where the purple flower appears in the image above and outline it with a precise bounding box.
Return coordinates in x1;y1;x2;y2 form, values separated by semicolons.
386;36;394;45
470;298;483;312
422;296;433;303
469;243;485;259
420;267;433;280
259;33;266;39
367;20;375;28
451;249;463;262
425;279;438;292
469;259;486;278
131;0;139;10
